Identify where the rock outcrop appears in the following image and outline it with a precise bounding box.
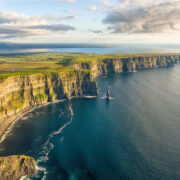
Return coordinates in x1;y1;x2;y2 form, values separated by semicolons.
0;155;37;180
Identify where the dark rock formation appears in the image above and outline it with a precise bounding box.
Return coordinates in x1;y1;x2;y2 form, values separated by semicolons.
106;89;110;100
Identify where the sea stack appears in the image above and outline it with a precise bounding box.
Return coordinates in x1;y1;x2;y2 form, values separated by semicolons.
106;89;110;100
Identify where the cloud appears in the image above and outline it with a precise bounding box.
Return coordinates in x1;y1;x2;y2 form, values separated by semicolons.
0;11;76;39
89;29;103;34
89;5;99;12
66;10;79;19
100;0;111;7
0;11;49;26
30;24;75;31
103;0;180;33
0;28;24;35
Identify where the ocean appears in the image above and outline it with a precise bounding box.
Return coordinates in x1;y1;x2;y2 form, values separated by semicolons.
1;43;180;54
0;63;180;180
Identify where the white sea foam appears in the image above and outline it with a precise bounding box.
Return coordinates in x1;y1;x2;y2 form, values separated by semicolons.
42;175;47;180
0;99;66;144
101;96;114;100
101;96;106;99
108;97;114;100
0;107;36;143
36;163;47;172
35;104;74;177
20;176;27;180
82;95;97;99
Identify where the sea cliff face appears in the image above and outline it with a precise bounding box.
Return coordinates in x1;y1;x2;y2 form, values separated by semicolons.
0;70;98;139
0;55;179;139
0;155;37;180
73;55;180;77
1;55;180;138
0;54;180;180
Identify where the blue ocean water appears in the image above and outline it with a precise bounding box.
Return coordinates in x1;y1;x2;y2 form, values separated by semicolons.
0;65;180;180
1;43;180;54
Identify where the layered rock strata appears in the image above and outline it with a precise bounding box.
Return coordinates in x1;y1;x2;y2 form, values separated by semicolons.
0;54;179;179
0;70;98;139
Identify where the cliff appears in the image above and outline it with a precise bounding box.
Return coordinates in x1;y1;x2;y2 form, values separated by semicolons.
1;55;180;139
0;70;98;139
0;54;180;139
0;155;37;180
0;54;179;180
73;55;180;78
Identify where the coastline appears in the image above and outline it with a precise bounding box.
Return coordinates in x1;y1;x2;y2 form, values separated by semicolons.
0;95;97;144
0;53;179;180
0;100;64;143
1;53;179;144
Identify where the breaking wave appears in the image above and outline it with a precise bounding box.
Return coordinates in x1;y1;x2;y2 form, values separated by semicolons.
35;104;74;179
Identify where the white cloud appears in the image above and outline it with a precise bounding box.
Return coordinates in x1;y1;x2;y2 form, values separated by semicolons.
117;0;179;9
66;10;79;19
100;0;111;6
89;5;99;12
0;11;76;39
0;11;49;26
103;0;180;33
89;29;103;34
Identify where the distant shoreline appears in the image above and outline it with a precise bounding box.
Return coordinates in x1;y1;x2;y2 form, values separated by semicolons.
1;43;180;55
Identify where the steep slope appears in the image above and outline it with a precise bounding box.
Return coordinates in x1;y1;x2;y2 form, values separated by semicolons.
0;70;98;139
0;155;37;180
0;54;180;180
73;55;180;77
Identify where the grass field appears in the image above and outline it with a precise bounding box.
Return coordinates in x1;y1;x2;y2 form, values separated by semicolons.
0;52;179;81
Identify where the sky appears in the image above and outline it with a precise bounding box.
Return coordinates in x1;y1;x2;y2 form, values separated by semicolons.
0;0;180;44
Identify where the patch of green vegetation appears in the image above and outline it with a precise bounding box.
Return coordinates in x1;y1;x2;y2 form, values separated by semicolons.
35;93;48;100
49;92;56;98
0;52;179;81
7;91;24;110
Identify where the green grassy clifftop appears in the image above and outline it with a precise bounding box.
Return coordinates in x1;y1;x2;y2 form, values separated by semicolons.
0;53;179;81
73;54;180;77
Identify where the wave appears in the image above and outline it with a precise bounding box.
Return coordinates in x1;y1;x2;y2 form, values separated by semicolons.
0;99;66;144
82;95;97;99
0;95;94;144
0;108;36;143
20;163;47;180
35;104;74;178
101;96;114;100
